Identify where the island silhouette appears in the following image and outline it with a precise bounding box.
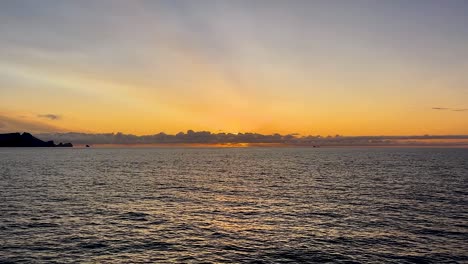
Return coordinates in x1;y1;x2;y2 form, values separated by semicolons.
0;132;73;147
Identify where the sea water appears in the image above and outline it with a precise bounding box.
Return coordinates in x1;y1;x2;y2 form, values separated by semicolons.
1;147;467;263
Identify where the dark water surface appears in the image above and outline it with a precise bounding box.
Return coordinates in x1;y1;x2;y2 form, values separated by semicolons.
1;148;467;263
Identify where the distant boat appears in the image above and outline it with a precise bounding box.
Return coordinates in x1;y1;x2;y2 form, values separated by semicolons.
85;145;90;148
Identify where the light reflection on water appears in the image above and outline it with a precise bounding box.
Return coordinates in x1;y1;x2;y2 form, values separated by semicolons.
0;147;467;263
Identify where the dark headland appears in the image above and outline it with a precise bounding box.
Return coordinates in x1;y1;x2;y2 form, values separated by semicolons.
0;132;73;147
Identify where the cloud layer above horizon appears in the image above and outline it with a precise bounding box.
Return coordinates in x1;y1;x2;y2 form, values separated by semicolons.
1;0;468;135
35;131;468;147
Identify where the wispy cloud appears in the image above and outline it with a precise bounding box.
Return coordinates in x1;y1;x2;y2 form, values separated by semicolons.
0;115;65;133
37;114;61;120
432;107;450;110
432;107;468;112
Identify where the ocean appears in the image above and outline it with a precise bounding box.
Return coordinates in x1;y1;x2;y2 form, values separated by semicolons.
0;147;467;263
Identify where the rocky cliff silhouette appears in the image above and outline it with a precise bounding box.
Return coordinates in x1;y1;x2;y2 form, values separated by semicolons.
0;132;73;147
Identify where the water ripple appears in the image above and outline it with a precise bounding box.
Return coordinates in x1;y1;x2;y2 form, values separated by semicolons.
1;147;467;263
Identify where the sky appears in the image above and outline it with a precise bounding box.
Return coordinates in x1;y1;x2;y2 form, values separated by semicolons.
1;0;468;136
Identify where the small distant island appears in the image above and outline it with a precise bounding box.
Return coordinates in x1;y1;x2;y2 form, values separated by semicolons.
0;132;73;147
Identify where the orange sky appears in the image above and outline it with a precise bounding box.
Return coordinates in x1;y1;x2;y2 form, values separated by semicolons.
1;1;467;136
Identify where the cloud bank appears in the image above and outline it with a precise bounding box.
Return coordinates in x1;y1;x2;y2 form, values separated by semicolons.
35;131;468;147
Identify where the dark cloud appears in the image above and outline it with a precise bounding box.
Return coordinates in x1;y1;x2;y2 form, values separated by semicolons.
452;109;468;112
37;114;61;120
36;131;468;147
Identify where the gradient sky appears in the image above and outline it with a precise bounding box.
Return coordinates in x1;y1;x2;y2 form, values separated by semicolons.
1;0;468;136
